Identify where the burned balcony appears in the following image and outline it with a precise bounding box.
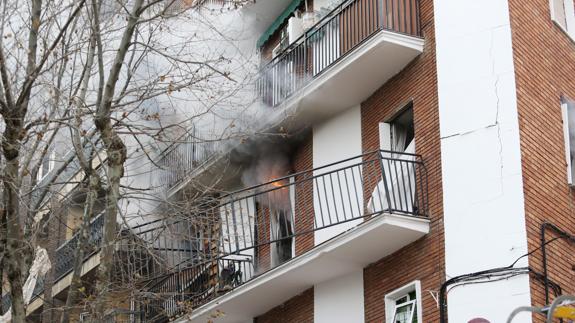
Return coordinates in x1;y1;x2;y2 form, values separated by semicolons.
258;0;423;115
8;150;429;322
134;150;430;322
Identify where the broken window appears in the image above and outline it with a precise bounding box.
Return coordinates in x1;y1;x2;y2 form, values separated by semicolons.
379;104;415;153
561;96;575;184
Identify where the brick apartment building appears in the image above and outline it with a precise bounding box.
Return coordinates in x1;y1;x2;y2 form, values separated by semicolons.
2;0;575;322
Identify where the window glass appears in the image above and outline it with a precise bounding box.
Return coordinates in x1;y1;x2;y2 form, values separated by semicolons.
393;299;416;323
385;281;422;323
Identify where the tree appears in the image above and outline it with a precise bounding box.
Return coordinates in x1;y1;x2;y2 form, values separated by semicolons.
0;0;261;321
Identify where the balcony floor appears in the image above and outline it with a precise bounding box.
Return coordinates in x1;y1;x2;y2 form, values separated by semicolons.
183;213;429;323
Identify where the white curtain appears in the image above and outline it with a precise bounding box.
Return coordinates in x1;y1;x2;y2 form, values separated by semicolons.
392;124;408;153
367;139;416;214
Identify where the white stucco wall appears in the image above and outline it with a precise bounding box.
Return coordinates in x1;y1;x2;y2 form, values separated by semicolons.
313;105;363;245
314;270;365;323
434;0;531;322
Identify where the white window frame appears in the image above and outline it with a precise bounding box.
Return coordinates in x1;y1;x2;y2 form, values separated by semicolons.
550;0;575;40
561;97;575;185
384;280;423;323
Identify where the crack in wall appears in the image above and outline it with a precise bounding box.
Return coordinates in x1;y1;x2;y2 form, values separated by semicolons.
490;28;505;183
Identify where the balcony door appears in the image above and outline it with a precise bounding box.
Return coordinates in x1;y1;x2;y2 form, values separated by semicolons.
371;106;417;214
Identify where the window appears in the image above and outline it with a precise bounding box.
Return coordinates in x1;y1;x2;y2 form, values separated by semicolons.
551;0;575;39
379;105;415;153
392;292;418;323
561;96;575;184
37;150;55;181
385;281;422;323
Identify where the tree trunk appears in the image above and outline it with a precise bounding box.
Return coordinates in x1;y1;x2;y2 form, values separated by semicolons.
3;128;26;323
93;0;144;316
60;173;100;323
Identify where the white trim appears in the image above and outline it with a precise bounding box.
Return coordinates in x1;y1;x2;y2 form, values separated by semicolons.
379;122;392;151
561;99;573;185
550;0;575;40
550;0;567;28
384;280;423;323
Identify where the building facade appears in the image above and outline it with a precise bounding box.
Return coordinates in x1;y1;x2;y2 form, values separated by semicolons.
3;0;575;322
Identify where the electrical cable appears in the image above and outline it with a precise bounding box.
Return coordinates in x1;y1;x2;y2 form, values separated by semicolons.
439;221;574;323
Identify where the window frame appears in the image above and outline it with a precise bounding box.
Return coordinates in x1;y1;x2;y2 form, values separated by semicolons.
384;280;423;323
561;96;575;185
550;0;575;40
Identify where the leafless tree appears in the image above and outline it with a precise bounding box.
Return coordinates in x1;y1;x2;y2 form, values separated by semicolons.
0;0;262;321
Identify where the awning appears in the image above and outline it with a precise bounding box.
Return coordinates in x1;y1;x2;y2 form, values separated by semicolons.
256;0;303;48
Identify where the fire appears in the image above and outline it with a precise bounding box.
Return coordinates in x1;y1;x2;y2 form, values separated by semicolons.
270;180;283;188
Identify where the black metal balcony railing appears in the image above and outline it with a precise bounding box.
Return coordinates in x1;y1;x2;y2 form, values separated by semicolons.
53;213;105;280
132;150;428;321
0;213;105;315
258;0;421;107
3;151;427;322
155;130;223;190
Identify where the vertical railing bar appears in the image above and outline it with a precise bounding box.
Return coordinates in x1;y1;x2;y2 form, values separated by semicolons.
369;159;383;212
398;160;410;213
238;199;247;251
314;177;326;228
391;0;396;31
335;171;348;221
392;157;404;211
405;159;416;214
328;173;340;224
349;165;362;216
224;204;233;253
415;0;420;36
343;168;355;219
379;154;393;213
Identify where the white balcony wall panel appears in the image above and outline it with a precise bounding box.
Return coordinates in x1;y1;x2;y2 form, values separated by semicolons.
314;270;365;323
313;105;363;245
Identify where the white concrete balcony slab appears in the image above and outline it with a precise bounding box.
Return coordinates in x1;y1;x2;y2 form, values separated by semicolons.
185;213;429;323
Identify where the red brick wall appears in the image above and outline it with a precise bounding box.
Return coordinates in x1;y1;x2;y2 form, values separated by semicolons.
507;0;575;314
254;288;314;323
361;0;444;321
292;133;315;256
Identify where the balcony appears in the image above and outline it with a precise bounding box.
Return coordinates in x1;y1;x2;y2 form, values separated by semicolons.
154;0;424;193
137;150;430;322
258;0;423;120
4;214;106;316
3;150;429;322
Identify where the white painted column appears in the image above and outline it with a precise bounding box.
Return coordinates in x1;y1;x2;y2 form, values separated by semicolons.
313;105;363;245
314;270;365;323
312;106;365;323
434;1;531;322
